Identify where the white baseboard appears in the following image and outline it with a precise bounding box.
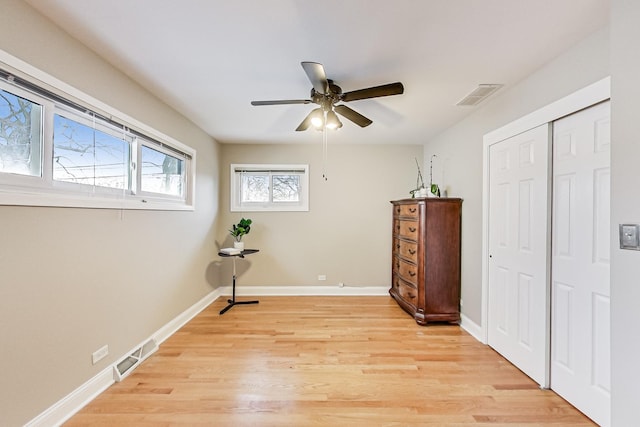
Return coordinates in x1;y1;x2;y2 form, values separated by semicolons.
219;284;390;296
153;288;223;344
460;313;484;343
25;367;114;427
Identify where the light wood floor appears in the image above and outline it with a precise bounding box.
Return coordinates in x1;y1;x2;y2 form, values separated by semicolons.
66;296;594;426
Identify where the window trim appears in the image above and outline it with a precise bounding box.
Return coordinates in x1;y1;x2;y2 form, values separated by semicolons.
230;163;309;212
0;49;196;211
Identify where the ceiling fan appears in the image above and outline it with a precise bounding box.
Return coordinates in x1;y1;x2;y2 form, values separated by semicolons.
251;62;404;131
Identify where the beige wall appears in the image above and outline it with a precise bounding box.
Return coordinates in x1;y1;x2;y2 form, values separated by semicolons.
610;0;640;424
218;143;422;288
5;0;636;424
424;27;610;324
0;1;221;425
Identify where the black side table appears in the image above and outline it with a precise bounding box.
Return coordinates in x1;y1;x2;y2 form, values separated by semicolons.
218;249;259;315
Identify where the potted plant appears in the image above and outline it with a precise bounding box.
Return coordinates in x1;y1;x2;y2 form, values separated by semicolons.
229;218;252;250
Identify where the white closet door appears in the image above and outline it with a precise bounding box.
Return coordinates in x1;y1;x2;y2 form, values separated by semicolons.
488;124;551;386
551;101;610;427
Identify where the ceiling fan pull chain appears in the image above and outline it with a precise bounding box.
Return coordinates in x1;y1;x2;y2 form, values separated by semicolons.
322;125;328;181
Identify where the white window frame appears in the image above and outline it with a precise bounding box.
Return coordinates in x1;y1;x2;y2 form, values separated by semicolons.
0;50;196;211
230;163;309;212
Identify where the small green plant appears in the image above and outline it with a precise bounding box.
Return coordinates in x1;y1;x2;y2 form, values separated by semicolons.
229;218;252;242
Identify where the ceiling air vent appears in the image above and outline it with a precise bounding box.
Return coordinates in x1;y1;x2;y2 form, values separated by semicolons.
456;84;503;106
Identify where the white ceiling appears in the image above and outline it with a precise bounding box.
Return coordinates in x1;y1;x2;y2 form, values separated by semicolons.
26;0;609;145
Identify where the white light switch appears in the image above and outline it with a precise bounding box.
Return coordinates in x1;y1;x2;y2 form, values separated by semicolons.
619;224;640;250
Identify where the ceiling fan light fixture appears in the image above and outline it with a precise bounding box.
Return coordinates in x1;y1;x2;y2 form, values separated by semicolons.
326;110;343;130
310;108;324;129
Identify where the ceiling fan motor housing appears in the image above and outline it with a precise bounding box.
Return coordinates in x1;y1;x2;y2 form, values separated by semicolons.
311;80;343;111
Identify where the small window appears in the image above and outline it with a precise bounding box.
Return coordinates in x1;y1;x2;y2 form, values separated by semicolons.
0;87;42;177
231;164;309;212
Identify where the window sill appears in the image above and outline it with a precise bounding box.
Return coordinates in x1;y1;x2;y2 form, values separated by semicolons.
0;190;194;211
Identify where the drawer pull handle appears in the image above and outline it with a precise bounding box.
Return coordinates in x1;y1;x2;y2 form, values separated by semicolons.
409;249;416;255
409;271;416;277
409;227;416;232
396;262;400;269
409;208;416;213
396;244;401;249
396;208;400;213
396;225;400;230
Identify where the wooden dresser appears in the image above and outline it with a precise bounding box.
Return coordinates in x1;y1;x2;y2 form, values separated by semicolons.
390;198;462;325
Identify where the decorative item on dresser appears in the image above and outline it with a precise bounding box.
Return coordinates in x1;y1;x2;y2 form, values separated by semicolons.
390;198;462;325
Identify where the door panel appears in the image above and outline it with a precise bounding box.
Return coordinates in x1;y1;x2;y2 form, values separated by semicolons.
552;281;573;370
488;124;550;386
551;101;610;427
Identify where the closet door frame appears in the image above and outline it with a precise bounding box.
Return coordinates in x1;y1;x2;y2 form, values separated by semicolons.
480;77;610;384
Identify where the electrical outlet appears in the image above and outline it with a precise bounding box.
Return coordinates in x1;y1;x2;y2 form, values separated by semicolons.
318;275;326;281
92;345;109;365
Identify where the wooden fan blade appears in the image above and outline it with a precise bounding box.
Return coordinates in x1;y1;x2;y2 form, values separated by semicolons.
295;111;314;131
301;62;328;94
334;105;373;127
251;99;312;106
341;82;404;102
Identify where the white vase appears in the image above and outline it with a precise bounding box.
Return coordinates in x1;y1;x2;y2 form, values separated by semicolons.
233;241;245;251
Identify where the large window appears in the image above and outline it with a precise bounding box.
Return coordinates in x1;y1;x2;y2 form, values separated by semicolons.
231;164;309;212
0;68;194;210
53;112;132;190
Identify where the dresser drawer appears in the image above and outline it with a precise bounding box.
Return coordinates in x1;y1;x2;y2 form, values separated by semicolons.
393;203;419;218
393;257;419;284
394;238;418;263
392;275;418;306
394;219;419;240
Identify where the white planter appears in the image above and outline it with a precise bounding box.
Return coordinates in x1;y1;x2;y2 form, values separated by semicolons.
233;241;245;251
